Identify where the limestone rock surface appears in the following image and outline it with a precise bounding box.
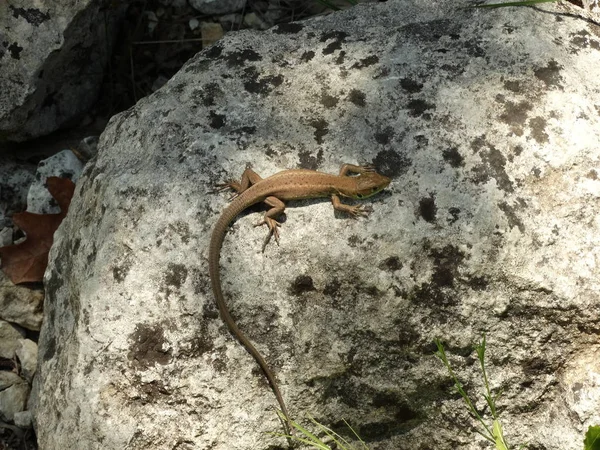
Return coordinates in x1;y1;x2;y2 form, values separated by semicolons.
31;1;600;449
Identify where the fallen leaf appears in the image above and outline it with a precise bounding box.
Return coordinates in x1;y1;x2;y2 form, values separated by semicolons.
0;177;75;284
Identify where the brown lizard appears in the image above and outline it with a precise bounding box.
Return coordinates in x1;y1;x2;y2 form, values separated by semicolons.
209;163;391;432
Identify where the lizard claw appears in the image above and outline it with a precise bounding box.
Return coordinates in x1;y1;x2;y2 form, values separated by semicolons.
255;217;281;251
215;181;237;192
361;164;376;173
348;205;370;218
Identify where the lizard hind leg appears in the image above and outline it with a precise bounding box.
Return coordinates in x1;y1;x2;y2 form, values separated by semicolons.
255;196;285;252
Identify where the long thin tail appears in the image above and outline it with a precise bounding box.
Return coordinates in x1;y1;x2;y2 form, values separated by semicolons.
208;197;292;433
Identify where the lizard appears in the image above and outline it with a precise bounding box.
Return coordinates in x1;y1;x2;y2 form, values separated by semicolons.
208;163;391;432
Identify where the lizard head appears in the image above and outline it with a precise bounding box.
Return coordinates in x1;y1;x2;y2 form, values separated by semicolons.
345;170;391;199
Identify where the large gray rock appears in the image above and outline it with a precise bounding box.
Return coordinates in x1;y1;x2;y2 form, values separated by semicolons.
31;1;600;449
0;0;122;143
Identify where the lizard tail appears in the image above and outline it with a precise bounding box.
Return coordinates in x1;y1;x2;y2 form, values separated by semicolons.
208;196;292;433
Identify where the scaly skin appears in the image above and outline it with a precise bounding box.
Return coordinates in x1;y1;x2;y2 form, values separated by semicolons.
209;164;391;433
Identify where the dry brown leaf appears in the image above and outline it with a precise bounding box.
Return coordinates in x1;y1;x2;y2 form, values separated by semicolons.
0;177;75;284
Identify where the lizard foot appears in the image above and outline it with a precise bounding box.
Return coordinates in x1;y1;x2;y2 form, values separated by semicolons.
255;217;281;251
214;181;241;199
347;204;371;218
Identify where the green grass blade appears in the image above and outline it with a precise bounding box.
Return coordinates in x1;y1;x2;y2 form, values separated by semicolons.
493;420;509;450
275;411;325;444
310;415;356;449
585;425;600;450
343;419;369;449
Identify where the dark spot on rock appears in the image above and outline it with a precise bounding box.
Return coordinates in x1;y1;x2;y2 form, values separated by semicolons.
320;31;348;55
289;275;316;295
335;51;346;65
9;6;50;26
320;92;338;108
226;49;262;67
309;118;329;144
465;275;489;291
204;43;223;59
348;89;366;106
498;202;525;232
272;22;304;34
522;357;551;375
447;207;460;224
8;42;23;59
113;266;127;283
380;256;402;272
298;149;324;170
534;60;564;89
233;125;256;136
470;138;514;192
209;111;226;129
463;40;485;57
128;324;172;368
139;380;172;400
504;80;522;93
243;66;284;95
165;263;188;289
528;117;549;144
373;149;410;178
430;245;464;288
374;126;394;145
414;135;428;146
351;55;379;69
406;99;435;118
418;194;437;223
442;147;464;168
347;235;363;247
411;245;465;307
586;169;598;180
569;29;600;51
324;278;341;296
500;100;533;127
300;50;315;62
400;78;423;93
42;335;56;362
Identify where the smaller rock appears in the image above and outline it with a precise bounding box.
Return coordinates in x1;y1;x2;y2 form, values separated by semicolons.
0;158;37;228
189;18;200;31
0;320;25;359
13;410;33;428
74;136;100;162
218;13;243;30
16;339;38;382
0;273;44;331
0;227;12;247
26;150;83;215
243;12;269;31
0;371;29;422
201;22;224;48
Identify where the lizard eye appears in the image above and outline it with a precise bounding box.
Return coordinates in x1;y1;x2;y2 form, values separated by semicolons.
356;193;364;199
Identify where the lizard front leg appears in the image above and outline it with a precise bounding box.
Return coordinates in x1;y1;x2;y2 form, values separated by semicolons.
254;196;286;252
216;167;263;197
331;194;370;218
339;163;375;177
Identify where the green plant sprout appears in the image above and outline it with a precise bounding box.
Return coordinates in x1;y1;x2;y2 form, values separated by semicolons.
270;411;369;450
434;335;526;450
472;0;557;7
269;335;598;449
585;425;600;450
